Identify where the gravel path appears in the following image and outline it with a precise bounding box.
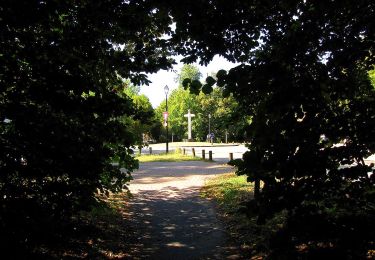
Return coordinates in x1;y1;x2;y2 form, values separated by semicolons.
126;161;236;259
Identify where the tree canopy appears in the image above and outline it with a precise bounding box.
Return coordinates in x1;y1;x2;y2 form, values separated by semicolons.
169;0;375;257
156;65;245;142
0;0;173;254
1;0;374;258
115;80;156;150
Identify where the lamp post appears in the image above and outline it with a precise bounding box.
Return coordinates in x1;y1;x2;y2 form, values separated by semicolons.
164;85;169;153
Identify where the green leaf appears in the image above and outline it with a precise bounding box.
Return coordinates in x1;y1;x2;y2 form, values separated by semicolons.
206;76;216;86
222;88;230;98
190;79;202;94
216;69;227;78
182;78;191;89
202;84;213;94
191;79;202;89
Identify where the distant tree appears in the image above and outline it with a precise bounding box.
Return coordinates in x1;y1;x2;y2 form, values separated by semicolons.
157;86;201;141
150;119;163;142
197;87;246;142
121;79;141;96
130;95;155;147
176;64;202;85
156;64;203;141
157;65;245;143
118;89;155;152
117;80;163;144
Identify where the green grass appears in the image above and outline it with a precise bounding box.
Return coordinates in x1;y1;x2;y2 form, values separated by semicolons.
201;173;285;258
201;173;254;212
136;150;203;162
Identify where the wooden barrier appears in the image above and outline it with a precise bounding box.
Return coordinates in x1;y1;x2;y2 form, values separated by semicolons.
209;151;212;161
202;149;205;159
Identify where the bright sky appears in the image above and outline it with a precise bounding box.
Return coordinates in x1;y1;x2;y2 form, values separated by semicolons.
140;55;238;108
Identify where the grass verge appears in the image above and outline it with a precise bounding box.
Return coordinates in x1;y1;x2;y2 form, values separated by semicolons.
201;173;285;259
136;150;203;162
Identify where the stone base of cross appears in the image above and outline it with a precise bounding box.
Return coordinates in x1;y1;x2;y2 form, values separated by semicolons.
184;109;195;141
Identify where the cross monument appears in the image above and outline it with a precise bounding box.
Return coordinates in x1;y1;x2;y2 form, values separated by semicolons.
184;109;195;141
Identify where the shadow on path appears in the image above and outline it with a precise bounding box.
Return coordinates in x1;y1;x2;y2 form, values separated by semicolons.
125;161;241;259
127;188;224;259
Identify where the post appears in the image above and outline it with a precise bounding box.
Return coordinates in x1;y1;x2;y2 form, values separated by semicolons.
166;96;169;153
192;148;196;157
229;152;233;161
149;147;152;154
183;148;186;155
164;85;169;153
202;149;205;160
209;151;212;161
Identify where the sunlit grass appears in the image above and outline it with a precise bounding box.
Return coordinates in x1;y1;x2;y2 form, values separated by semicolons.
201;172;285;258
136;150;202;162
201;173;254;212
147;142;240;149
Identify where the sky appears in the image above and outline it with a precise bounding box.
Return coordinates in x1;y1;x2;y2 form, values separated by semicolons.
140;55;238;108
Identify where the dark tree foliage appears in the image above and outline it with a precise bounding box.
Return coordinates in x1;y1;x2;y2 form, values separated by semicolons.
168;0;375;257
0;0;172;253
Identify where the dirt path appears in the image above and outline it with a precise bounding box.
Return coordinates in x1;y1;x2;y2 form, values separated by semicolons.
126;161;236;259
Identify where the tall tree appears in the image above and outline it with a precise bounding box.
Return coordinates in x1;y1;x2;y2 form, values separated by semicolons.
156;64;203;141
0;0;173;254
197;87;248;142
176;64;202;85
169;0;375;257
157;65;244;142
115;80;156;149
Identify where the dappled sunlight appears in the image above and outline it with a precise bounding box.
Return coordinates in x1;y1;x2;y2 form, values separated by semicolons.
166;242;190;248
120;161;241;259
128;161;234;195
124;188;226;258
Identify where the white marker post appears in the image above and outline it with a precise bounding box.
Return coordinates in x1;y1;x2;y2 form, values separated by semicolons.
184;109;195;141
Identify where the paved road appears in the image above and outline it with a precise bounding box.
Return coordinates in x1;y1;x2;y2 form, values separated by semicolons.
182;146;247;163
142;143;375;165
142;144;248;163
126;161;239;259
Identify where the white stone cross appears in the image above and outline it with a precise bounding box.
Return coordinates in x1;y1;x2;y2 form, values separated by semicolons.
184;109;195;140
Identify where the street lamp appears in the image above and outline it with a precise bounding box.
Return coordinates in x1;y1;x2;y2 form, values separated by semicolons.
164;85;169;153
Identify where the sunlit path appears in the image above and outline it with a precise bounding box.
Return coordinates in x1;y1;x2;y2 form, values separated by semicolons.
125;161;240;259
